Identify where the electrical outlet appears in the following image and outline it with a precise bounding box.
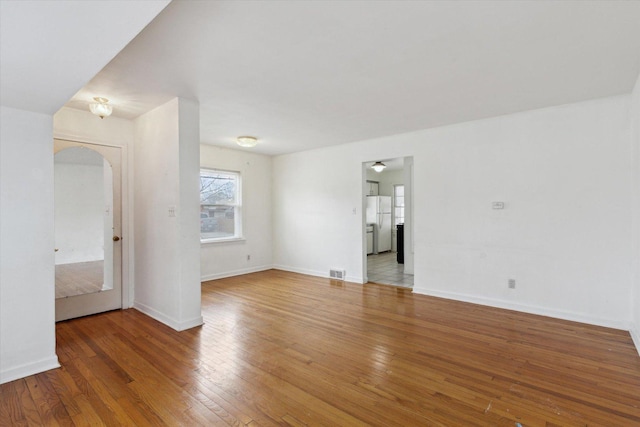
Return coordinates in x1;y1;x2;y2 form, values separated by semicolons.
508;279;516;289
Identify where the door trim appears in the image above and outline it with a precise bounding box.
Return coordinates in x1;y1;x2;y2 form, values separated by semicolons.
52;136;131;310
54;138;129;319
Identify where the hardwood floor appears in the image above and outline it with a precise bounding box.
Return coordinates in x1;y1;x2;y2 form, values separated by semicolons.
55;261;104;299
2;270;639;426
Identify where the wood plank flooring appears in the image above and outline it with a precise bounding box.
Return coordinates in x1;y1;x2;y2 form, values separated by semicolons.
2;269;639;426
55;261;104;299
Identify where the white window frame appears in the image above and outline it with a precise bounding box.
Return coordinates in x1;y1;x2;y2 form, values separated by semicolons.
200;168;243;243
393;184;405;226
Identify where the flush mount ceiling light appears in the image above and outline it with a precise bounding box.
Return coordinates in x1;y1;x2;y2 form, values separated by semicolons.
236;136;258;148
89;97;113;119
371;161;386;173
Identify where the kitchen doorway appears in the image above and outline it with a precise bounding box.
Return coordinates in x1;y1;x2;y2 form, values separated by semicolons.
363;156;413;287
54;139;123;321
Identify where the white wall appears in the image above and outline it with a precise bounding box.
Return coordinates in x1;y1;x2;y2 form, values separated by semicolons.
631;73;640;354
54;107;135;147
177;99;202;325
366;168;403;197
273;95;635;329
416;96;633;329
54;161;105;264
274;140;411;283
200;145;273;281
0;106;59;384
133;98;203;331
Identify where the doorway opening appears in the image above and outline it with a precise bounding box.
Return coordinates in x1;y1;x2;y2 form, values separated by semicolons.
363;156;413;288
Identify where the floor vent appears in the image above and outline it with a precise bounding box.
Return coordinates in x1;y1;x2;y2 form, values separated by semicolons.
329;269;346;280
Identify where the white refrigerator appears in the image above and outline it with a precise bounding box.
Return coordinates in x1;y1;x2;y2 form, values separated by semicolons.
366;196;392;253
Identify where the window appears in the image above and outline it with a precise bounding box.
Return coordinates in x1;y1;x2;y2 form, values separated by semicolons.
394;184;405;226
200;169;242;241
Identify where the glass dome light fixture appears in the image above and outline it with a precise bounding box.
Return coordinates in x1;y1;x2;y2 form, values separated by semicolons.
89;97;113;119
371;161;386;173
236;136;258;148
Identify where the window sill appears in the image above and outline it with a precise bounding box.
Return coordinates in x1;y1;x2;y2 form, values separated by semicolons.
201;237;245;245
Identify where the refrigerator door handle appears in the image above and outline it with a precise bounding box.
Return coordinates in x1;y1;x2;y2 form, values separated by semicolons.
378;214;383;229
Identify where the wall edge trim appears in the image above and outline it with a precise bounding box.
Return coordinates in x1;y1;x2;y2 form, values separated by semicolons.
0;356;60;385
201;265;273;282
272;265;363;284
133;302;203;332
413;286;630;331
630;325;640;357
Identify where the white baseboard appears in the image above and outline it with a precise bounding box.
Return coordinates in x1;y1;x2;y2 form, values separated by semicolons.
0;355;60;385
413;286;630;331
630;326;640;357
207;266;638;356
349;275;365;284
272;264;363;284
133;302;203;332
201;265;272;282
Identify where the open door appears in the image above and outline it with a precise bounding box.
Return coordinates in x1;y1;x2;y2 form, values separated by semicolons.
54;139;122;321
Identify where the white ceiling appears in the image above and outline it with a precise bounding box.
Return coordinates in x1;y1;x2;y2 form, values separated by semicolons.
49;1;640;155
0;0;170;115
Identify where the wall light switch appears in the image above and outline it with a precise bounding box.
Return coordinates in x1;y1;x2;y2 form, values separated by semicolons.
492;202;505;210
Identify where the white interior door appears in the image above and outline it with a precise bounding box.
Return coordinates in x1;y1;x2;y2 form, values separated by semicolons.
54;139;122;321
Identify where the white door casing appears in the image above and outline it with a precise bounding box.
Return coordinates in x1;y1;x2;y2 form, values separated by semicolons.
54;139;122;321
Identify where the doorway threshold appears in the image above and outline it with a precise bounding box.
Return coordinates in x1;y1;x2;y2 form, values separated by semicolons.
367;252;413;288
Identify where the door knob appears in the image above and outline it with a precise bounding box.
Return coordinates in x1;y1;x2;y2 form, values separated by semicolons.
113;236;121;242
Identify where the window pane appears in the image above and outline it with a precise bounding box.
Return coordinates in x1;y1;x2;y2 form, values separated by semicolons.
394;185;405;226
200;169;241;240
200;205;235;239
200;172;237;205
